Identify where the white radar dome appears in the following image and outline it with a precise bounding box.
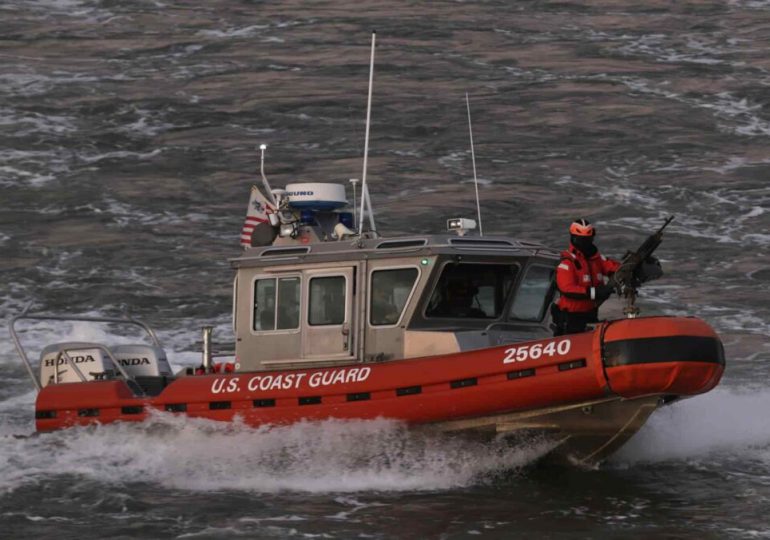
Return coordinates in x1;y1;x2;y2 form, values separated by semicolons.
285;183;347;211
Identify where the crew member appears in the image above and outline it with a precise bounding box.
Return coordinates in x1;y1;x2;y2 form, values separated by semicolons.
431;279;487;318
371;286;400;325
552;218;620;335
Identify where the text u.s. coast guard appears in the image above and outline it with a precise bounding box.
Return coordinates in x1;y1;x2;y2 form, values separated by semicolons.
210;366;371;395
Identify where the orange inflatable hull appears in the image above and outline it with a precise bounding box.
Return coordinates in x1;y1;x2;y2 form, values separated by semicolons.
34;316;725;432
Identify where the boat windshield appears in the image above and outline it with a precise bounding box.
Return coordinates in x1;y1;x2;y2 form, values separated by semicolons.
508;264;555;322
425;263;519;319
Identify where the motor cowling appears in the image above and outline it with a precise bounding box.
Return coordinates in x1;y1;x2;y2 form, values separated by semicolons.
39;342;172;388
39;342;114;388
111;344;172;377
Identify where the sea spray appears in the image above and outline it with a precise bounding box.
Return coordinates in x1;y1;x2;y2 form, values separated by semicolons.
613;387;770;464
0;414;553;494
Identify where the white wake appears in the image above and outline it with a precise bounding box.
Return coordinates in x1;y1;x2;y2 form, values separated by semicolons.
614;387;770;464
0;414;552;494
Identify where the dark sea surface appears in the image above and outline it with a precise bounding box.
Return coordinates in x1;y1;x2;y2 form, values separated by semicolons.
1;1;769;538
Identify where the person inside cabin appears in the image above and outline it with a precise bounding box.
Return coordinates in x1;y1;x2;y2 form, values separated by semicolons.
277;300;299;330
371;286;400;325
552;218;621;336
259;295;276;331
325;286;345;325
434;279;487;318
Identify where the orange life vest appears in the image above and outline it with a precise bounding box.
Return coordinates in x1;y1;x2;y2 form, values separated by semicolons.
556;245;620;313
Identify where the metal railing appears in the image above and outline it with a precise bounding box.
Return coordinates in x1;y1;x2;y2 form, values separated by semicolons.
9;303;161;393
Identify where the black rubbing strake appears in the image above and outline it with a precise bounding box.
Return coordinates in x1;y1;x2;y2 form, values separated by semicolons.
558;359;587;371
396;385;422;396
209;401;232;410
507;368;536;380
121;406;144;415
165;403;187;412
253;398;276;408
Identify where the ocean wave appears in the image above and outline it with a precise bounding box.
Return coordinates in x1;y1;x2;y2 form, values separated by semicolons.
615;32;744;66
602;181;770;248
196;25;269;39
0;108;77;136
0;71;132;98
116;108;177;137
0;165;56;187
78;149;163;165
99;196;213;228
620;77;770;139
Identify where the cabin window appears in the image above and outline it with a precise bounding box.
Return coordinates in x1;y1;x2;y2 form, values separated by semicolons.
508;264;555;322
309;276;346;326
425;263;518;319
370;268;419;326
253;276;301;331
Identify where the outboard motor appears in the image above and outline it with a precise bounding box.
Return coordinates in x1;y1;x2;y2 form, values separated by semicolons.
111;344;172;378
39;342;114;388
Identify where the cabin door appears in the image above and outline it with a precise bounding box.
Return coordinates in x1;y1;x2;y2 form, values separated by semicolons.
301;267;356;361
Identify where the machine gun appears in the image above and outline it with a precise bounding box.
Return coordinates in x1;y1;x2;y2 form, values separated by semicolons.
611;215;675;318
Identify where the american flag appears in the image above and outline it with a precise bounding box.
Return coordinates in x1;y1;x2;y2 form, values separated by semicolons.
240;186;275;248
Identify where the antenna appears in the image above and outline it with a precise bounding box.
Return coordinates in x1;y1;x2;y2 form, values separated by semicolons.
465;92;484;236
465;92;483;236
349;178;359;228
259;144;277;206
364;183;376;232
358;31;377;236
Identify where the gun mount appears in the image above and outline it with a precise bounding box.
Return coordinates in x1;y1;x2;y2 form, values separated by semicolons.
611;216;674;318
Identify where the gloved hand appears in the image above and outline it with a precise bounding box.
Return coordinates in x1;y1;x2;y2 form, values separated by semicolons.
592;284;614;303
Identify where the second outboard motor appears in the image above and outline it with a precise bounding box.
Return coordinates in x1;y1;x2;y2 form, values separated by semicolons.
111;344;172;378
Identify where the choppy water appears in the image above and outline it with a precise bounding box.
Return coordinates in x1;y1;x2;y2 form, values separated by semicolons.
1;0;769;538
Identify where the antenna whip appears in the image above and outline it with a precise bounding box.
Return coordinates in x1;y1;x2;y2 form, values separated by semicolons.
465;92;483;236
358;31;376;236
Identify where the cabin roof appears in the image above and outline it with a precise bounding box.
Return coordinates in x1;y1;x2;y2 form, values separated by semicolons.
229;234;560;269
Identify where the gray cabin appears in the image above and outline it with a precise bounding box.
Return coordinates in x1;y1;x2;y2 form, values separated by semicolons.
231;234;560;372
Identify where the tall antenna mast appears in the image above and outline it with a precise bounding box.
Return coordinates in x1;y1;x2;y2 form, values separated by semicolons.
465;93;483;236
364;183;376;232
358;31;377;236
259;144;277;206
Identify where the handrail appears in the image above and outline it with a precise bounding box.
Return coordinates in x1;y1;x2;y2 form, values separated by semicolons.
86;343;145;397
54;343;146;396
9;303;160;393
10;304;40;391
52;346;145;397
57;350;88;384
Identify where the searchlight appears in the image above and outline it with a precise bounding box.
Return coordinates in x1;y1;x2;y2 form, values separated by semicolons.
447;218;477;236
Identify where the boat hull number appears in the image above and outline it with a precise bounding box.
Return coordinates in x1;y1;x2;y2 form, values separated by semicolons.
503;339;571;364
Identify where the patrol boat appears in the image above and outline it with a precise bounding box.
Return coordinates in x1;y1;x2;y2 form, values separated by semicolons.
9;35;725;465
10;176;725;466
